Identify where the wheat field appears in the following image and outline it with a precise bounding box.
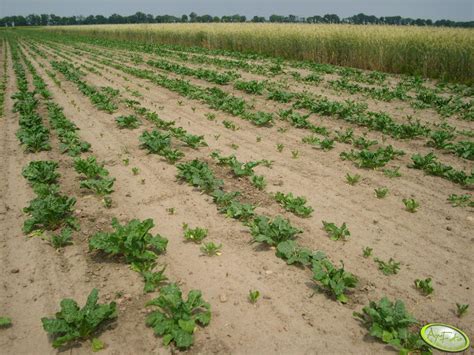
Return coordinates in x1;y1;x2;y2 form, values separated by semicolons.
44;23;474;83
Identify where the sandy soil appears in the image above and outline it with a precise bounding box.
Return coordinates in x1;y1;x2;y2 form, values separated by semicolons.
1;37;473;355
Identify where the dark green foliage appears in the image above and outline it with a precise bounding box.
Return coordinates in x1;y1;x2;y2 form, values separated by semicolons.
50;228;73;249
41;289;117;348
374;258;400;275
276;240;312;266
274;192;313;217
176;160;223;192
447;194;473;207
403;198;420;212
47;103;90;157
250;215;302;246
74;156;109;179
182;223;208;243
139;130;172;153
115;115;141;129
312;255;358;303
353;297;431;354
409;153;473;186
22;161;60;186
74;156;114;195
211;151;261;177
341;146;404;169
80;177;115;196
145;284;211;349
0;317;12;328
234;80;265;95
414;278;434;295
89;218;168;267
23;193;77;233
220;200;256;221
322;221;350;241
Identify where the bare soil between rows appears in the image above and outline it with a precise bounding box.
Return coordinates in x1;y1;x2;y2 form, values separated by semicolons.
0;38;473;355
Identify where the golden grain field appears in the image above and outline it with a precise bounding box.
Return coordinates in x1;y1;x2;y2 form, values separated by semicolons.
43;23;474;83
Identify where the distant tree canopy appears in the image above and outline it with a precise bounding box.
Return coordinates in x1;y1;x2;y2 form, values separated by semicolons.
0;11;472;28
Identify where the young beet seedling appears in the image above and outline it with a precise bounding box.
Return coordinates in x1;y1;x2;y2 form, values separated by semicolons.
319;138;335;151
200;242;222;256
322;221;350;241
374;257;400;275
248;290;260;304
362;247;373;258
276;143;284;152
346;173;361;186
102;196;112;209
41;289;116;349
414;278;433;295
353;297;431;354
223;120;238;131
0;316;12;328
447;194;473;207
456;303;469;317
403;198;420;213
251;175;267;190
132;167;139;175
205;112;216;121
182;223;208;243
383;166;401;178
115;115;141;129
291;150;300;159
50;228;73;249
374;187;389;199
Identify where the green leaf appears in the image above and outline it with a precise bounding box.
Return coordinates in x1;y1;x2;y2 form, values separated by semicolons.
178;319;196;333
276;240;312;266
91;338;104;352
173;328;194;348
145;283;211;349
0;316;12;328
42;289;116;348
162;334;173;346
89;218;168;266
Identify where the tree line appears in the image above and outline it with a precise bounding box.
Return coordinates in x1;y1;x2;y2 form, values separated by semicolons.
1;12;472;28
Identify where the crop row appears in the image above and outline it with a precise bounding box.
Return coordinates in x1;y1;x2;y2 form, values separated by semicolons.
12;34;472;353
51;60;118;113
174;158;433;353
27;30;473;123
10;41;51;152
329;77;473;120
145;45;472;121
32;39;474;191
40;40;474;163
0;39;7;118
22;38;210;167
32;38;474;198
31;37;474;163
29;29;474;101
3;34;214;351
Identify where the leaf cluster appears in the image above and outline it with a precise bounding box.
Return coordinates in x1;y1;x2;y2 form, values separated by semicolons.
41;289;117;348
145;284;211;349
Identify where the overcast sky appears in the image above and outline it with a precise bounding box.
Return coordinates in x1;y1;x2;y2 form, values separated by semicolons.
1;0;473;21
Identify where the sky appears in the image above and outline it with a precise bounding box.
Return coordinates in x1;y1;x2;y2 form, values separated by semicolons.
1;0;473;21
